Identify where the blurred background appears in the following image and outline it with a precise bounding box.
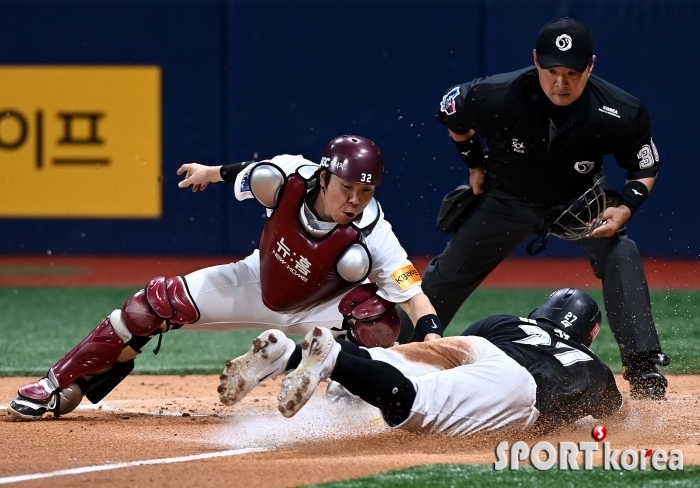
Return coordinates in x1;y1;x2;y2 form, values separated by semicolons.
1;0;698;260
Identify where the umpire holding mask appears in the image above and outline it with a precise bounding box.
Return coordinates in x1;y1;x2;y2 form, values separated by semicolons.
398;17;670;399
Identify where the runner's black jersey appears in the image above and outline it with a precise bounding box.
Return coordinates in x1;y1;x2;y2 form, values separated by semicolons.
462;315;622;430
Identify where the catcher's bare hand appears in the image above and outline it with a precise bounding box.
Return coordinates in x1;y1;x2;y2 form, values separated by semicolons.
177;163;223;192
590;206;632;237
423;332;442;342
469;167;486;194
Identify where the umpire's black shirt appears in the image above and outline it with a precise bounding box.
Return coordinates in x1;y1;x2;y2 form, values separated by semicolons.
436;67;660;206
462;315;622;431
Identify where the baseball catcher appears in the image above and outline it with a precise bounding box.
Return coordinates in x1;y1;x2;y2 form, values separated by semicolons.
8;135;443;421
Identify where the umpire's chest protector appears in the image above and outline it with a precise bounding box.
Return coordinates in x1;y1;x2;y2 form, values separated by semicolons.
259;174;365;311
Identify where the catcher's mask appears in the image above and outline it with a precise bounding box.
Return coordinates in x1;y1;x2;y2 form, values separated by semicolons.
527;179;614;255
528;288;602;347
549;179;607;240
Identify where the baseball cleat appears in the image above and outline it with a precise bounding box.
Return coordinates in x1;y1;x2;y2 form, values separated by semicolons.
623;352;670;400
7;378;57;421
7;397;51;421
278;327;340;418
628;372;668;400
218;329;295;407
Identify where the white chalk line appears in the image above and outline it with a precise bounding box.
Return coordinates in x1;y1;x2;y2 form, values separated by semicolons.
0;447;271;485
0;403;212;417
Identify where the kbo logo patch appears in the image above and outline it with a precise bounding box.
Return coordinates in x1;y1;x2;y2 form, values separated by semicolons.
440;86;460;115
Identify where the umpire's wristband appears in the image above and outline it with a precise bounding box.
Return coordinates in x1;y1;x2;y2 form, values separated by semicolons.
415;314;443;340
453;134;484;169
617;180;649;218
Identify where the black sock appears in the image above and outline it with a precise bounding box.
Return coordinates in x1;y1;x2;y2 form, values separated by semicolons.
285;346;302;371
337;337;372;359
330;351;415;426
284;336;370;371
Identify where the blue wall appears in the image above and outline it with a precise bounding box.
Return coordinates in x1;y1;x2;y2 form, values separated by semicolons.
1;0;698;258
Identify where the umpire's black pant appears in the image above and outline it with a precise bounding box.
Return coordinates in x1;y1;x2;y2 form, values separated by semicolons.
398;191;662;363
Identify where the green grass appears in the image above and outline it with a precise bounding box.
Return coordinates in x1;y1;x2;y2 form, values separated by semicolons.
444;288;700;374
1;287;697;488
304;464;700;488
0;287;698;375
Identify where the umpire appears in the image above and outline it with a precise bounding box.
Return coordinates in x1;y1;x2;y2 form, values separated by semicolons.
398;17;669;399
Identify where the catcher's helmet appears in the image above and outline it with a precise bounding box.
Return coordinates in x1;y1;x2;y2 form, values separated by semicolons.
338;283;399;348
549;179;607;240
320;135;384;186
528;288;602;346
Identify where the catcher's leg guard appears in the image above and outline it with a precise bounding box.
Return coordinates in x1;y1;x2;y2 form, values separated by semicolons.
9;276;199;420
79;359;136;404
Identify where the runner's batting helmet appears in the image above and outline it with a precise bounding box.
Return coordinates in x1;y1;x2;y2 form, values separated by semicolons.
529;288;602;346
320;135;384;186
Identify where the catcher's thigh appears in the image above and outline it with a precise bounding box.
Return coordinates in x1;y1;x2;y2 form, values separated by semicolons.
183;251;345;335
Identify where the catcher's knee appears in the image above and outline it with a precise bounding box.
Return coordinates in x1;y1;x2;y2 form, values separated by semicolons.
51;276;199;388
121;276;200;336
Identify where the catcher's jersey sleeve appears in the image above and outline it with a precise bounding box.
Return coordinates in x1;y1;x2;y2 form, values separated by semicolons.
462;315;622;430
365;219;423;304
233;154;318;202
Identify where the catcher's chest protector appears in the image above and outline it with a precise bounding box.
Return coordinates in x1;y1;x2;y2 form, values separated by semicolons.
259;174;360;311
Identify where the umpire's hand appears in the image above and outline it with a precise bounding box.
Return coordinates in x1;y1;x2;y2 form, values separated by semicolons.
469;167;486;195
590;206;632;237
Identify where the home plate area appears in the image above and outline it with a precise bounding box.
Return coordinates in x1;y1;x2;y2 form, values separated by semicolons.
1;375;699;487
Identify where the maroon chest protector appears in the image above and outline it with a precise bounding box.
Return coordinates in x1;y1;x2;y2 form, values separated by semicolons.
259;174;360;311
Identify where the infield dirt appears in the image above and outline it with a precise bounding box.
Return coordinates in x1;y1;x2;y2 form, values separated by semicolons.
1;374;699;487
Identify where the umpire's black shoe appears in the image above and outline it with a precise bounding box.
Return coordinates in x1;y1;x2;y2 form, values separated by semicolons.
623;352;670;400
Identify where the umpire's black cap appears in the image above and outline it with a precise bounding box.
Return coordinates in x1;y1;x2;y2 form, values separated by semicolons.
535;17;594;72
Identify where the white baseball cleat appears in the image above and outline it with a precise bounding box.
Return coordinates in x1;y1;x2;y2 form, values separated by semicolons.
218;329;295;407
277;327;340;418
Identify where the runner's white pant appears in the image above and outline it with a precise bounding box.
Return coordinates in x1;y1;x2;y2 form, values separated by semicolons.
182;251;346;337
368;336;539;435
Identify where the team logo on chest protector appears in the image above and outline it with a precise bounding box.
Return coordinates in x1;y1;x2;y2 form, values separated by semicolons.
574;161;596;174
259;174;364;311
